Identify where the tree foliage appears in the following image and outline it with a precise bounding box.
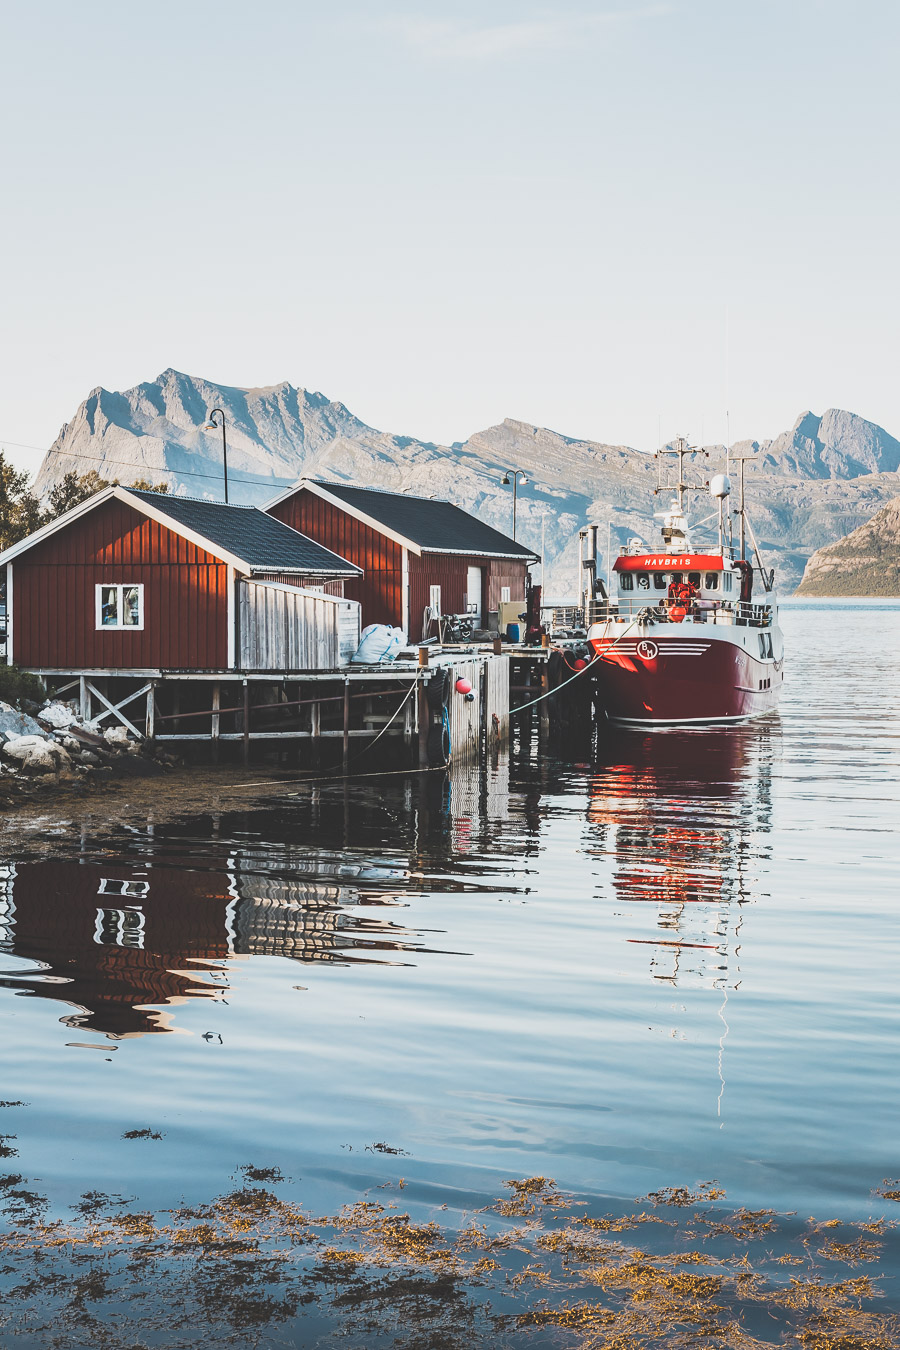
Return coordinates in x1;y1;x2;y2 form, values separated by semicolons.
0;453;43;551
0;453;169;552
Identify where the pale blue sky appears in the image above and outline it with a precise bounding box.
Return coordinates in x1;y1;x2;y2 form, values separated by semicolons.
1;0;897;472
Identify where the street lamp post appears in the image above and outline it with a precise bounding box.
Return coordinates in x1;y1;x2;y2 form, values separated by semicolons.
202;408;229;503
500;468;529;541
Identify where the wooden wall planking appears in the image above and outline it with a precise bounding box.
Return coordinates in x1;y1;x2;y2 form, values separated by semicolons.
268;492;403;628
238;581;361;670
12;499;229;670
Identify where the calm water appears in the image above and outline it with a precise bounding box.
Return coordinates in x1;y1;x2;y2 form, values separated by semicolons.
1;604;899;1253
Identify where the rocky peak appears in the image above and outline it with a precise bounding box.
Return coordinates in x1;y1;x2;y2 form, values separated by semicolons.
28;374;900;595
761;407;900;479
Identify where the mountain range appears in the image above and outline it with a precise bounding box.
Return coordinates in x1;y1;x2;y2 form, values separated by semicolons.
31;369;900;594
796;496;900;596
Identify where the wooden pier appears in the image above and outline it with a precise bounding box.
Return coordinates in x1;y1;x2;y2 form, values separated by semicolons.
39;644;564;769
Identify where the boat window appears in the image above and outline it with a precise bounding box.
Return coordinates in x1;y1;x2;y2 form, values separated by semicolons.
723;572;733;592
705;573;719;590
637;573;650;590
620;573;634;591
688;572;701;587
759;634;767;657
653;573;667;590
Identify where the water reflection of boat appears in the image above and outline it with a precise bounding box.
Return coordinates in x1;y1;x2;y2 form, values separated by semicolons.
588;724;775;988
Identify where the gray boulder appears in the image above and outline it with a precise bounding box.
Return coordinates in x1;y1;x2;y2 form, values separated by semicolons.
39;700;78;731
0;701;45;740
3;734;73;775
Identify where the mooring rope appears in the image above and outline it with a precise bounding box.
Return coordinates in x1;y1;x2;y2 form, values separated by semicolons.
350;675;421;760
512;611;648;714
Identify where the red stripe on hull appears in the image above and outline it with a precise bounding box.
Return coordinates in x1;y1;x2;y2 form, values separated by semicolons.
589;636;782;723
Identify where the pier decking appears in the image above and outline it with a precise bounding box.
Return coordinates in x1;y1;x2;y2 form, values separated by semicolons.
38;645;564;768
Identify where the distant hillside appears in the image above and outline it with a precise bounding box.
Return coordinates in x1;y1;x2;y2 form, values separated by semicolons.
795;496;900;596
29;370;900;595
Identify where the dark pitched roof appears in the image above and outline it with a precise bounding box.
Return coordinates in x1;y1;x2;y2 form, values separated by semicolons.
126;490;361;575
309;481;539;559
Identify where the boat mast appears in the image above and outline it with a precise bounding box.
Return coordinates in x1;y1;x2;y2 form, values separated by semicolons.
654;436;708;520
730;448;755;560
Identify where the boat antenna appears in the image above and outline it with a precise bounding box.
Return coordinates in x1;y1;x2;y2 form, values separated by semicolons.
726;411;734;553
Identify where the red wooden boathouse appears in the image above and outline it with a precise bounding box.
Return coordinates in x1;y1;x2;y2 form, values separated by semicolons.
0;486;361;673
265;479;539;637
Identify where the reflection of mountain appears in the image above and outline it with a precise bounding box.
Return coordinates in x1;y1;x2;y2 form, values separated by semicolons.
588;726;776;988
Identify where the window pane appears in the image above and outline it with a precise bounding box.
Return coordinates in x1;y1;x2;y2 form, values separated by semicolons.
100;586;119;625
123;586;140;626
620;574;633;591
705;573;719;590
653;573;666;590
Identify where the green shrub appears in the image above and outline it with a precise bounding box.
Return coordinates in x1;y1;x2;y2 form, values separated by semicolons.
0;664;45;707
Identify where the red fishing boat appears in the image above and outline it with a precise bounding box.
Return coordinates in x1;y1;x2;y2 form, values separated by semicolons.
585;439;783;725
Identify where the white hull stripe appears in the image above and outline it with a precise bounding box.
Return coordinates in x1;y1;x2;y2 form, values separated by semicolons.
595;645;711;655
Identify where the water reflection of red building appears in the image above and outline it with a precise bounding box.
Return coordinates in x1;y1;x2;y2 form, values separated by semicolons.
588;726;773;987
0;856;426;1041
0;862;234;1038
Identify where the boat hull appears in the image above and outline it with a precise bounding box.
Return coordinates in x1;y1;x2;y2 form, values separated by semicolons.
588;627;783;725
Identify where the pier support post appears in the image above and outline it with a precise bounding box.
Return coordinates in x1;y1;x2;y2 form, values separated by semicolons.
79;675;90;723
540;658;550;738
417;678;430;768
242;680;250;766
342;679;350;774
211;682;221;764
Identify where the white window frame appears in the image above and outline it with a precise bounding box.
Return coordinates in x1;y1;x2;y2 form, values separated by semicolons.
93;905;146;949
95;583;144;631
500;586;511;603
98;878;150;899
429;584;442;616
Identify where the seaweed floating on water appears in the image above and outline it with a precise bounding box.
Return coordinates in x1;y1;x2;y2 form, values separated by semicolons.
1;1171;900;1348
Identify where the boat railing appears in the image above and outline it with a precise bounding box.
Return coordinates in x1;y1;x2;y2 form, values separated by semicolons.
586;598;774;627
542;605;585;633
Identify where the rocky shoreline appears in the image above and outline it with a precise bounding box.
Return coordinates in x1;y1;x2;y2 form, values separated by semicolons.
0;696;171;808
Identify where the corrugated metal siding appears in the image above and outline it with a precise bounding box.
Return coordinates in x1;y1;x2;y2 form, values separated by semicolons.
448;658;482;764
13;499;228;670
268;492;404;628
238;580;360;670
484;653;510;738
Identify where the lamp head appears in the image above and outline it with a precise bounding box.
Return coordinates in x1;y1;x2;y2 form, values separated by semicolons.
501;473;511;485
521;475;529;485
